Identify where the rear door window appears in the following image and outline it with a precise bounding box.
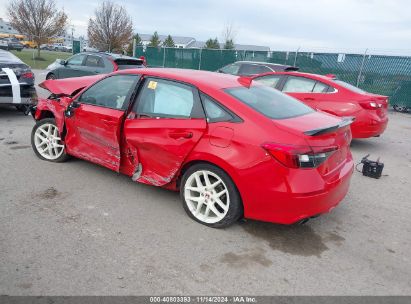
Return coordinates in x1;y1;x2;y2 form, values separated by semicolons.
312;81;329;93
254;75;283;88
66;54;86;66
85;55;105;68
283;76;316;93
134;78;203;118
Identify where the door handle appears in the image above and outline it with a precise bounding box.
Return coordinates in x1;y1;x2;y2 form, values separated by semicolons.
168;131;193;139
304;97;315;101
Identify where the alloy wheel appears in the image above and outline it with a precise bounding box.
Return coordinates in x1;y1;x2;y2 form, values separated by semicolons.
184;170;230;224
34;123;65;160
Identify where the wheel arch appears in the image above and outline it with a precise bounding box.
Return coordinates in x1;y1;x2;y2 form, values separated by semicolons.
176;155;244;206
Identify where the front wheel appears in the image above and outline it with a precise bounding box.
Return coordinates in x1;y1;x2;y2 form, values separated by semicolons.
31;118;68;162
180;163;243;228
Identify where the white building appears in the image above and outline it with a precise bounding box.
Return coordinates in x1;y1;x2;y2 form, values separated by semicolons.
0;18;19;35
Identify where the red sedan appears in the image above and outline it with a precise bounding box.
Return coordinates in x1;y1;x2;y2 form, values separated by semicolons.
253;72;389;138
31;69;354;227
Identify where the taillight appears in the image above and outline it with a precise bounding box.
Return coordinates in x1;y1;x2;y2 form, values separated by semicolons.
359;101;382;110
21;72;34;79
262;143;337;169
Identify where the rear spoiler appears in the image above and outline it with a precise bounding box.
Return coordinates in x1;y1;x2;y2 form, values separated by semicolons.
304;116;355;136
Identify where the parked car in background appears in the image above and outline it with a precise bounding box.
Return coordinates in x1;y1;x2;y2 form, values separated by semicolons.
83;46;99;52
32;68;353;227
218;61;299;76
4;38;24;51
0;50;37;112
45;52;147;80
253;72;389;138
0;38;8;50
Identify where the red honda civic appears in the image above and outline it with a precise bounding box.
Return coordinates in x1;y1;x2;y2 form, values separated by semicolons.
253;72;389;138
31;69;354;227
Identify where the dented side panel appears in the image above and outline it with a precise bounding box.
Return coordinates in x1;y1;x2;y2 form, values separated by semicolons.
123;118;207;186
34;97;72;136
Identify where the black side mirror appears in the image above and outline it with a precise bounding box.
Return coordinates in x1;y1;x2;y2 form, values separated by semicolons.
65;101;80;118
71;101;81;108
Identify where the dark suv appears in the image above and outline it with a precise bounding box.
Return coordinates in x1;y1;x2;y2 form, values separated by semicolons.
0;50;36;112
46;52;146;80
218;61;298;76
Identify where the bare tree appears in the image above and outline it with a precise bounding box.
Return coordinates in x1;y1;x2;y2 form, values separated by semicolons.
222;22;237;49
88;1;133;52
7;0;68;57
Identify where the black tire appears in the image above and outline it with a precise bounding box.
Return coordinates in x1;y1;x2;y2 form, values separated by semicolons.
31;118;69;163
180;163;243;228
46;73;56;80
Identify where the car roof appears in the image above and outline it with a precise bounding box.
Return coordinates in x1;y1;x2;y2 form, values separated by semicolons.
0;50;25;65
116;68;244;90
78;51;140;61
256;71;336;82
233;61;299;71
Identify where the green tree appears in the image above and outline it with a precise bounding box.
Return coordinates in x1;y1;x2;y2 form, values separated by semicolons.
205;38;220;49
148;31;161;47
223;39;235;50
134;33;142;46
127;33;143;56
163;35;175;48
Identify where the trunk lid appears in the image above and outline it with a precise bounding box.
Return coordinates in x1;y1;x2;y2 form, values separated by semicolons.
273;111;352;174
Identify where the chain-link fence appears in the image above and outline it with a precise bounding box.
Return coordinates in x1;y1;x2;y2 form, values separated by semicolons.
135;46;411;108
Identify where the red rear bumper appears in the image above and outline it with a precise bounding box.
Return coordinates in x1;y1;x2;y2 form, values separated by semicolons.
351;111;388;138
241;156;354;225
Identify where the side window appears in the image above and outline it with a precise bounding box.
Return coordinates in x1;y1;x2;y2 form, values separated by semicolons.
282;76;316;93
220;63;240;75
67;54;86;66
135;78;202;118
255;75;282;88
201;93;234;123
85;55;104;68
239;64;271;76
312;81;330;93
78;75;139;110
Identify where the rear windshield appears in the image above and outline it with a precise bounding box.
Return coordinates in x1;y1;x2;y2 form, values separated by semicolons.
115;59;144;70
334;80;366;94
225;84;314;119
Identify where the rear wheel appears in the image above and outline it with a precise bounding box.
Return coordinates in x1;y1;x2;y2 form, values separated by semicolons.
393;105;409;113
46;73;56;80
31;118;68;162
180;163;243;228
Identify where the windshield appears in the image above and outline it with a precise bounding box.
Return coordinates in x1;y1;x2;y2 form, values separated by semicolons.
334;80;367;94
225;84;314;119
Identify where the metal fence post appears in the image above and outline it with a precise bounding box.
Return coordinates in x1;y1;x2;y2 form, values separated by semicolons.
162;47;166;67
293;47;300;66
198;48;202;70
357;48;368;87
132;38;136;57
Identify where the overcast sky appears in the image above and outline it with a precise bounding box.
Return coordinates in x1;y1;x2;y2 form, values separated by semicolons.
1;0;410;53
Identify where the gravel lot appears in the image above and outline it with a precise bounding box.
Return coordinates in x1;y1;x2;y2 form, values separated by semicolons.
0;70;411;295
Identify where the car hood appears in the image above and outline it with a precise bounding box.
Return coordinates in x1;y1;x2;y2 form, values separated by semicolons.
39;74;106;96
